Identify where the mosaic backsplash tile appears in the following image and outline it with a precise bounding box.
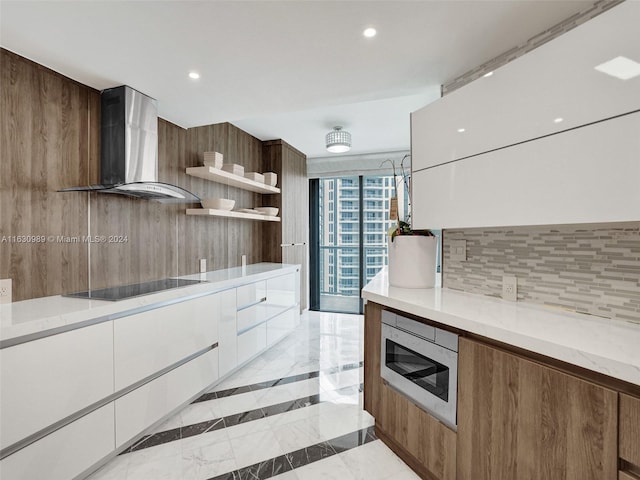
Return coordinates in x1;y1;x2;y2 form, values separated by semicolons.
442;223;640;323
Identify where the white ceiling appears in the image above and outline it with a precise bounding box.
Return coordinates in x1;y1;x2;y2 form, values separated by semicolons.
1;0;593;158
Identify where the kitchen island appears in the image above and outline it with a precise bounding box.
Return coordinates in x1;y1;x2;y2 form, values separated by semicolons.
0;263;300;480
361;268;640;480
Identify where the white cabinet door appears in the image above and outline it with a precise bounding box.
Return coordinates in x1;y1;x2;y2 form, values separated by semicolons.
0;321;113;450
412;111;640;229
217;288;238;378
0;403;114;480
411;2;640;172
114;293;219;391
115;348;219;447
237;323;266;365
236;281;267;309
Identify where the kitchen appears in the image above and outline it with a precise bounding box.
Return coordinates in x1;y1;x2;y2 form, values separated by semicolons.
1;1;639;480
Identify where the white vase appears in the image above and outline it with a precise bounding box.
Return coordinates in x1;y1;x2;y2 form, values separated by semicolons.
387;235;437;289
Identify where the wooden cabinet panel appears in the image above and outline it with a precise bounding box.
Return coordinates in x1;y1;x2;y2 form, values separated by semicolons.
364;303;455;480
457;337;618;480
620;393;640;467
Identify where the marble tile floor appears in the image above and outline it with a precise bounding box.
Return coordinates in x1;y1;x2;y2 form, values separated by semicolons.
87;311;420;480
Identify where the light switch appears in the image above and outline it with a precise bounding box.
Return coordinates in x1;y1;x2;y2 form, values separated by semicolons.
450;240;467;261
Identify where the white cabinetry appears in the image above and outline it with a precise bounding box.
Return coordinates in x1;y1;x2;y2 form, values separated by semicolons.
114;293;220;391
237;323;267;365
411;1;640;228
413;111;640;229
217;288;238;378
115;348;218;447
0;321;113;450
0;404;114;480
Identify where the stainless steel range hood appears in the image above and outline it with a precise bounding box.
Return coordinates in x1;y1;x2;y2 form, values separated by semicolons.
60;86;199;203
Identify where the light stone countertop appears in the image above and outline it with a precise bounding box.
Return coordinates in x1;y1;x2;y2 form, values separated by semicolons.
0;263;298;347
362;268;640;387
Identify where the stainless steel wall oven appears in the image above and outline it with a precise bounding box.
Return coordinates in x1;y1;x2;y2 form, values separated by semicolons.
380;310;458;430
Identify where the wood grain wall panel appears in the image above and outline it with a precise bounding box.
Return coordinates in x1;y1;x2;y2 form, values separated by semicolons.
0;49;95;300
261;140;308;310
3;50;288;300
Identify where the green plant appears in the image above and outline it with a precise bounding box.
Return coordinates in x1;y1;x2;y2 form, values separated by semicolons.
381;154;433;242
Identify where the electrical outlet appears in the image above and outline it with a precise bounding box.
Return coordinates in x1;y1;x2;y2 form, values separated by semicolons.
0;279;12;304
199;259;207;273
502;276;517;302
450;240;467;261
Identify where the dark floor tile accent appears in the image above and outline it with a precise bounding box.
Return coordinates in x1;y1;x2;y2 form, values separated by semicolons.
182;417;225;437
130;428;182;452
261;400;300;417
325;425;377;453
223;408;266;428
207;426;374;480
193;361;363;403
285;441;337;469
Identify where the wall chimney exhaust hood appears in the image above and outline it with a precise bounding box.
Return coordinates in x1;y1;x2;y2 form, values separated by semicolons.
60;86;199;203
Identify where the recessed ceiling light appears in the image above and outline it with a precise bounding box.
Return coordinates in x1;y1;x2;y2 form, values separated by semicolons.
594;56;640;80
554;117;564;123
483;71;494;78
363;27;377;38
188;72;200;79
457;128;466;133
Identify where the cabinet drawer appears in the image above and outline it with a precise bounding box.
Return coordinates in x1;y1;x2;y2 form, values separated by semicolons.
0;321;114;450
115;347;218;447
620;393;640;467
0;403;114;480
237;323;266;365
237;302;268;334
114;294;219;391
267;308;297;346
237;281;266;309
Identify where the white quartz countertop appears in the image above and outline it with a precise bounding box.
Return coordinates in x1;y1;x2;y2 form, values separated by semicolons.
362;268;640;387
0;263;298;347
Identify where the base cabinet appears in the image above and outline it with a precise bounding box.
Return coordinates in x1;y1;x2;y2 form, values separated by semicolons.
363;302;456;480
0;404;114;480
115;348;219;447
457;337;618;480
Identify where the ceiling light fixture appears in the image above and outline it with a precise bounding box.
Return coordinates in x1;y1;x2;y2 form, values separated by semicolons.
483;71;494;77
188;72;200;79
363;27;377;38
457;128;466;133
594;56;640;80
554;117;564;123
326;126;352;153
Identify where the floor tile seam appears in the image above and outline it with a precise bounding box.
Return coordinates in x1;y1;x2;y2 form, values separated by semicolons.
206;426;377;480
123;382;364;454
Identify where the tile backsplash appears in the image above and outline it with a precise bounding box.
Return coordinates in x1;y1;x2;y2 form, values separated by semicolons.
443;223;640;323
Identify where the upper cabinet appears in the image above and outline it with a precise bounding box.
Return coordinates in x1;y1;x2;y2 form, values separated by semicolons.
412;1;640;172
411;2;640;229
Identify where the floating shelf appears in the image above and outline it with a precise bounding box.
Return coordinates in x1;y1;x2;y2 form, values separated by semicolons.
186;208;281;222
186;166;280;194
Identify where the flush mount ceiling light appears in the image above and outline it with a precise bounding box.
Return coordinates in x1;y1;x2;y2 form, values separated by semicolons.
554;117;564;123
363;27;377;38
483;71;494;78
326;126;352;153
594;56;640;80
188;72;200;79
457;128;466;133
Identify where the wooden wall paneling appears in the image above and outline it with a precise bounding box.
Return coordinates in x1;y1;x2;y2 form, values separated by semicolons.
261;140;309;310
457;337;618;480
1;49;94;300
363;302;382;417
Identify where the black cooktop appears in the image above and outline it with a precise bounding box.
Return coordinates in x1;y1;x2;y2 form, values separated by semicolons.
64;278;203;301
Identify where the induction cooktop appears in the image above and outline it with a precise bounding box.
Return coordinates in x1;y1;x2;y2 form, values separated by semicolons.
64;278;203;301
